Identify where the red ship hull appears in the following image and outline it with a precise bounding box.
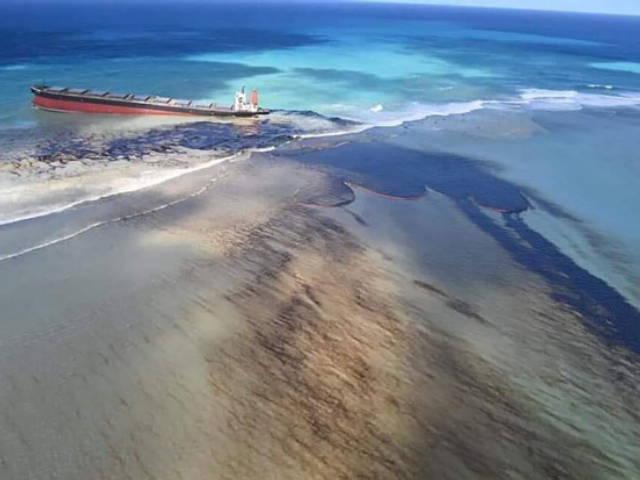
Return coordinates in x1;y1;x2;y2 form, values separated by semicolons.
30;85;269;118
33;95;192;116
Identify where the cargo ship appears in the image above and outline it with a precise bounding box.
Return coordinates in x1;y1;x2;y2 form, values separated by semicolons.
30;85;269;118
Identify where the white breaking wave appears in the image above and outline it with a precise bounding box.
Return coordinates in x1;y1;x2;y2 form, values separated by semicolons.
587;84;614;90
294;100;487;142
0;151;245;228
0;172;223;263
512;88;640;111
519;89;579;101
342;100;487;127
296;125;370;140
352;89;640;128
321;86;640;132
297;88;640;140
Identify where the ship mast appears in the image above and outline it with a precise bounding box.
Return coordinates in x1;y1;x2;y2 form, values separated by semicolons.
233;86;259;113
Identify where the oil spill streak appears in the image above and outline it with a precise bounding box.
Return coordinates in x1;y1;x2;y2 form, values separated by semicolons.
279;141;529;212
30;112;357;165
460;200;640;354
276;138;640;354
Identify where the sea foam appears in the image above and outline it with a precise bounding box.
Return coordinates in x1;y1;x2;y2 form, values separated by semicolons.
0;151;244;228
326;88;640;131
343;100;487;127
507;89;640;112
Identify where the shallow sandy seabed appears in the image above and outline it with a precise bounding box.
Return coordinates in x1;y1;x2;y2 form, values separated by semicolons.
0;155;639;479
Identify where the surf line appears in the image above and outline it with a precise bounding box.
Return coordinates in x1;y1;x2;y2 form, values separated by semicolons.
0;150;248;228
0;154;248;263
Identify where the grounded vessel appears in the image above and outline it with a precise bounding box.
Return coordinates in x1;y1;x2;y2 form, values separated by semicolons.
30;85;269;118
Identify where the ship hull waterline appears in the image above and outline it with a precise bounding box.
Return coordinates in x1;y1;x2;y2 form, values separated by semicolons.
31;86;270;118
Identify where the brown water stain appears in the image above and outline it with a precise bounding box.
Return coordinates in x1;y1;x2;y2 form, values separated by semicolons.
194;204;606;479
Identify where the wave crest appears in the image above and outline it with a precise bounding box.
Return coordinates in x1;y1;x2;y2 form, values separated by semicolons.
514;88;640;111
